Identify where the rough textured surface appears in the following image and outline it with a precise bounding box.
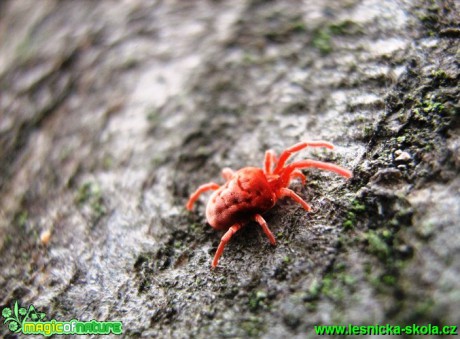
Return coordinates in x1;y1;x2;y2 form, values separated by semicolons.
0;0;458;338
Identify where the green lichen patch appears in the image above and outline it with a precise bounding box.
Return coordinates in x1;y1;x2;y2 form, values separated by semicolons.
310;261;360;306
75;181;106;221
431;69;448;80
342;199;367;230
329;20;362;36
14;211;29;229
312;20;362;54
240;316;266;337
248;290;268;311
264;17;308;43
364;230;390;259
312;29;332;54
11;210;40;242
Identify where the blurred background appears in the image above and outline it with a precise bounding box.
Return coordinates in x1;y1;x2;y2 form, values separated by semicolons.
0;0;458;337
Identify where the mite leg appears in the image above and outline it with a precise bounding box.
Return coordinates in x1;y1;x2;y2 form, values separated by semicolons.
253;214;276;245
290;169;306;185
278;187;311;212
264;150;277;174
186;182;220;211
273;141;334;174
221;167;235;181
212;223;243;268
283;160;352;180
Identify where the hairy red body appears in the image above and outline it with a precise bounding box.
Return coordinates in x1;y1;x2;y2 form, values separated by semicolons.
206;168;276;230
186;141;352;268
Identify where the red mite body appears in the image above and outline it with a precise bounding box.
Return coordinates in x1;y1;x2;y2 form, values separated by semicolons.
206;167;276;231
186;141;352;268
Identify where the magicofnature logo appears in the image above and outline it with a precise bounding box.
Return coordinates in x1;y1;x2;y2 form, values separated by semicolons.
2;301;46;333
2;300;123;336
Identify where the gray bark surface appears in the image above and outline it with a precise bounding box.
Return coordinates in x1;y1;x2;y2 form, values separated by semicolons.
0;0;458;337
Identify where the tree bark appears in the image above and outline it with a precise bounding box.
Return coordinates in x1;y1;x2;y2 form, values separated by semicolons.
1;0;458;337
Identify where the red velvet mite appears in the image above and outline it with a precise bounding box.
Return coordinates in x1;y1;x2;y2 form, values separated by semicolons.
186;141;352;268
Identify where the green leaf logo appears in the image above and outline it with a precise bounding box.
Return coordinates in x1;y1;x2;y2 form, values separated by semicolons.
1;301;47;334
